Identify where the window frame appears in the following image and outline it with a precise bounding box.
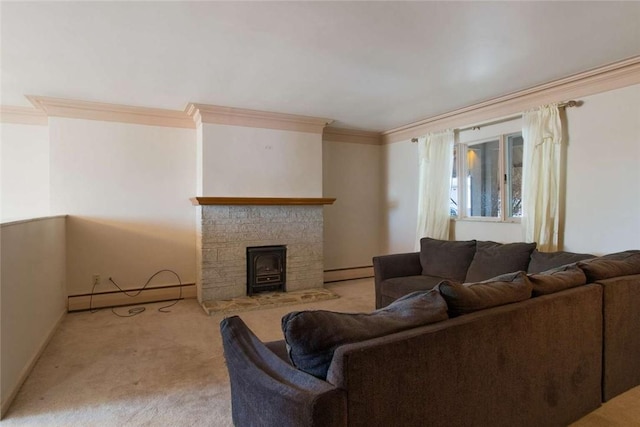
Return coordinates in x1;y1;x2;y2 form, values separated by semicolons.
451;131;523;223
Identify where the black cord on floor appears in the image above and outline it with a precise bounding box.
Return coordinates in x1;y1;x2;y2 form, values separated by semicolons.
89;269;183;317
111;306;146;317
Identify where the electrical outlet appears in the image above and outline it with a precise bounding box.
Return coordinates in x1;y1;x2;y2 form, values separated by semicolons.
92;274;101;286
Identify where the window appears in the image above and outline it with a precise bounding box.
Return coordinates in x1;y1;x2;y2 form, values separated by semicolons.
505;133;523;217
450;132;523;221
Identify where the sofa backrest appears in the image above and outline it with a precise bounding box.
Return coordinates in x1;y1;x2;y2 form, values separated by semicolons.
326;285;603;427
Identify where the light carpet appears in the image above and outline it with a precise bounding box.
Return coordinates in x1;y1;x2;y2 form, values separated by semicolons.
1;279;374;426
2;277;639;426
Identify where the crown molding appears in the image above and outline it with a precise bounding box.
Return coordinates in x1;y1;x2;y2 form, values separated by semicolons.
0;106;48;126
25;96;195;129
323;127;382;145
381;55;640;144
7;56;637;137
185;103;333;134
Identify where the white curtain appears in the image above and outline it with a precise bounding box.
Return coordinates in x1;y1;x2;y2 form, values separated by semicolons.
521;104;563;251
415;129;455;249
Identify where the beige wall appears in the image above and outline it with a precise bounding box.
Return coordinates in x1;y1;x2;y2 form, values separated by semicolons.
381;83;640;254
48;118;197;295
381;140;419;253
199;123;323;197
0;123;50;221
322;140;382;269
0;216;66;417
563;84;640;254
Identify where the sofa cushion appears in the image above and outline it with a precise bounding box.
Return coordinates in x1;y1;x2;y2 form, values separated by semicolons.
438;271;532;317
527;249;594;274
281;289;448;379
379;275;445;302
578;250;640;282
528;264;587;296
465;241;537;282
419;238;477;282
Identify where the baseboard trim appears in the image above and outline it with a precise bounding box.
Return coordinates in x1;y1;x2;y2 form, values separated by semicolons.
324;266;374;283
1;310;66;419
68;283;196;312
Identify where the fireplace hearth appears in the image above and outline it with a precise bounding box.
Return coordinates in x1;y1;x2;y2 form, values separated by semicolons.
246;245;287;296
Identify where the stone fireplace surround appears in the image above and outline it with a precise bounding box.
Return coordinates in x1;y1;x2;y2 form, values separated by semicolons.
192;197;335;304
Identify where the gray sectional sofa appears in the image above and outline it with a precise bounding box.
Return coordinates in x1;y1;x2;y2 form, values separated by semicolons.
220;239;640;427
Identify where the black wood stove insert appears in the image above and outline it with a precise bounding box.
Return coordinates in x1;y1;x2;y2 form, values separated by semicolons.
246;245;286;296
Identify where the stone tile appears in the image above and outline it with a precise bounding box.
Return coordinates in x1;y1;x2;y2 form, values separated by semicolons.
197;205;325;302
201;287;339;315
201;283;244;302
202;206;230;220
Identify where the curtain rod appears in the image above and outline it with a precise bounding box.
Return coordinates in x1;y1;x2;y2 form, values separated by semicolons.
410;100;581;142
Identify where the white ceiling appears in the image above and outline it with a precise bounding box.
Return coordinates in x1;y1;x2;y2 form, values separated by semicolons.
2;1;639;131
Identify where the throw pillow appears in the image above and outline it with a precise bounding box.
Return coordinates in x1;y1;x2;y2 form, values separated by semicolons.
578;250;640;282
528;264;587;296
281;289;448;379
465;241;537;282
419;238;477;282
438;271;532;317
527;249;594;274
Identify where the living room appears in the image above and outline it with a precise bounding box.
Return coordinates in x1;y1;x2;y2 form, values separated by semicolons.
1;1;639;425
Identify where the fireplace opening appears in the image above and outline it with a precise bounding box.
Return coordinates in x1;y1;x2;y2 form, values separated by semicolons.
246;245;286;296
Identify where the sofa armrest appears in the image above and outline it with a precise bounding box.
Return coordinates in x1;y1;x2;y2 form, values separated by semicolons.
373;252;421;308
220;316;347;427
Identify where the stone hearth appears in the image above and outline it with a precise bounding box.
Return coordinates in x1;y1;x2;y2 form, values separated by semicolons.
194;198;335;303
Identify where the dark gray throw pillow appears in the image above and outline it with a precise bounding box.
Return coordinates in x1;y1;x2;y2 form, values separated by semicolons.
465;241;537;282
527;249;594;274
528;264;587;296
281;289;448;379
420;238;476;281
438;271;532;317
578;250;640;282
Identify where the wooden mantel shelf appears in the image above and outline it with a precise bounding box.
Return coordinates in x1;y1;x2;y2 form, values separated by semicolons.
190;197;336;206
